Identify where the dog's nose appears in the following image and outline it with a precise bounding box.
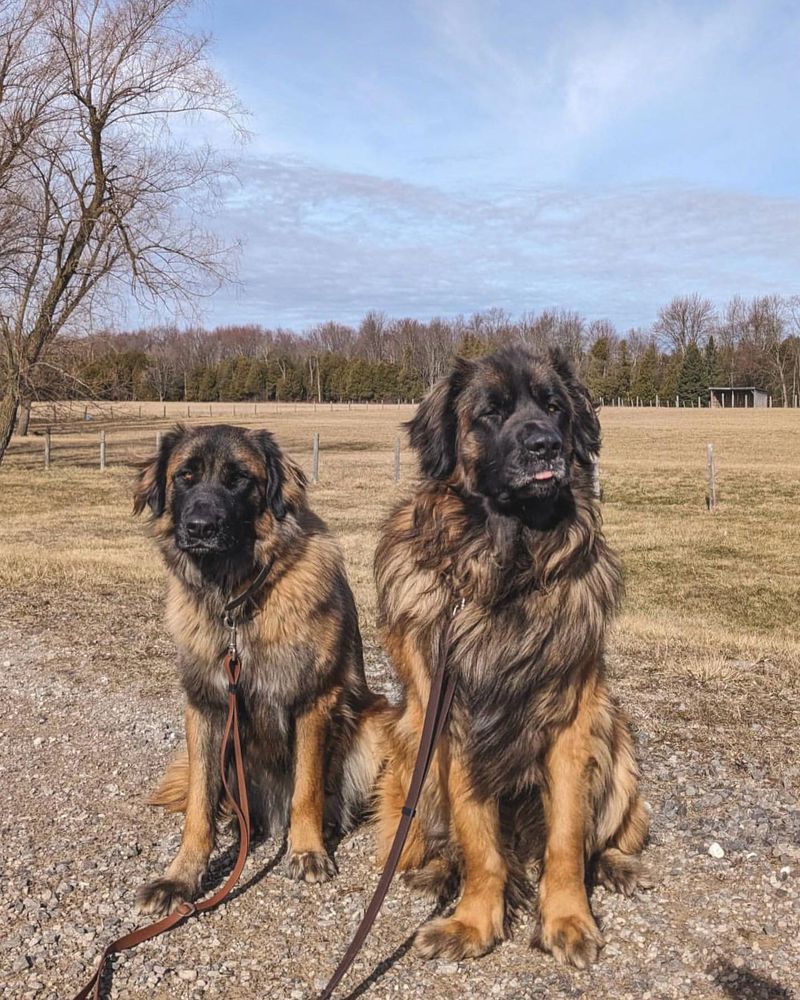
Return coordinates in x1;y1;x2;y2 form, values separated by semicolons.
522;428;561;459
185;517;218;541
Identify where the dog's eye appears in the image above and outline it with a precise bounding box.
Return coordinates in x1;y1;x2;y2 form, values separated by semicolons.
176;468;194;483
227;470;251;487
546;401;560;415
478;406;501;422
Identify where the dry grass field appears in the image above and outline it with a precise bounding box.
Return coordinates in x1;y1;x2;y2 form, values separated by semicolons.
1;403;798;999
4;401;799;683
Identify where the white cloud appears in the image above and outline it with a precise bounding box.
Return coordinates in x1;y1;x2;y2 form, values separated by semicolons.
414;0;760;173
199;154;800;329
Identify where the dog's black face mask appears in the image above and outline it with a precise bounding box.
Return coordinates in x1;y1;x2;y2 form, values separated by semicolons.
467;370;570;506
134;424;291;565
171;453;258;555
407;346;600;519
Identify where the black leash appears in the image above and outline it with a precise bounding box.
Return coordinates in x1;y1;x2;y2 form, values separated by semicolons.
319;602;462;999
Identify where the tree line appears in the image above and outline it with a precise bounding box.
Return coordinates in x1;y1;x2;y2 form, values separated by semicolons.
9;294;800;424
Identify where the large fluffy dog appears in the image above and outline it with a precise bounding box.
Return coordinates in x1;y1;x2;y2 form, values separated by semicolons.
133;423;385;915
374;347;649;968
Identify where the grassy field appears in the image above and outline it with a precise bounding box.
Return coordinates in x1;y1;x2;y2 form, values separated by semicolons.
2;402;799;733
5;401;800;664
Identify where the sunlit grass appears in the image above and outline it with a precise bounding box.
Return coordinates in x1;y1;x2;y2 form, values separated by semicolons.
2;406;799;674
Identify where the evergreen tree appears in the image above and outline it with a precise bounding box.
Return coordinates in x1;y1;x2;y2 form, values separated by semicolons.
185;366;205;402
231;356;252;401
631;344;659;402
243;360;266;400
197;366;218;401
676;343;709;404
216;358;236;400
607;341;632;400
585;337;612;400
704;335;721;387
457;332;490;359
658;354;682;403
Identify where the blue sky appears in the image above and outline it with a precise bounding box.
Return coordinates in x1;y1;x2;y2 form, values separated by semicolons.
179;0;800;331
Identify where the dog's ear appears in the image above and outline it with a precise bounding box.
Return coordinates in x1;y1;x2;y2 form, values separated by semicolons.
133;424;186;516
248;429;306;519
406;356;475;479
548;347;600;466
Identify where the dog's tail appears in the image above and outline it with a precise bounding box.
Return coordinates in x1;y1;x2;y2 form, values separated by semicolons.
337;694;391;832
148;751;189;813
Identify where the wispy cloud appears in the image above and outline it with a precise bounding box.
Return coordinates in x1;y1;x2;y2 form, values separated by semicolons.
160;1;800;328
204;155;800;329
415;0;761;176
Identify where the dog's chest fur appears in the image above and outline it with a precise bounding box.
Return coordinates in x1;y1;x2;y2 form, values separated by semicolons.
167;583;320;755
377;487;621;797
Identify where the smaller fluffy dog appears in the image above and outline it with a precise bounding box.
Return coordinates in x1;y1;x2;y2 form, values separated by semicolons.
374;347;649;968
133;424;385;915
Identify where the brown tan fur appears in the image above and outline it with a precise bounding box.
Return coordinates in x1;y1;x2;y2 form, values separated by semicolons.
133;424;387;915
374;347;650;967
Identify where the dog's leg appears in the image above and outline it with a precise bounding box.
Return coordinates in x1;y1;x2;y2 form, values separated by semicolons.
287;692;337;883
533;683;605;969
136;703;220;916
591;698;651;896
374;697;433;873
415;750;506;960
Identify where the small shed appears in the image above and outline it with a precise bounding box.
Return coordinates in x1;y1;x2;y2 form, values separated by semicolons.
709;386;769;408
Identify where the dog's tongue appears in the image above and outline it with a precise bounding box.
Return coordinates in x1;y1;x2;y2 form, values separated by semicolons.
534;470;555;481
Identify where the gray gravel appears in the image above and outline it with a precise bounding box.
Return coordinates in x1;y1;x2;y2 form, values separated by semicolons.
1;625;798;1000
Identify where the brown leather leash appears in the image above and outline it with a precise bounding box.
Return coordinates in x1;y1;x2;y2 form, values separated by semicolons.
319;601;462;999
71;562;273;1000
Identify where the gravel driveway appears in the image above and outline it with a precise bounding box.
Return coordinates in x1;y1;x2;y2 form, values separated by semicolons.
1;623;798;1000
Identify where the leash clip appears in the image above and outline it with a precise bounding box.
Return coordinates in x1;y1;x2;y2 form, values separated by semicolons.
223;611;238;657
452;596;466;618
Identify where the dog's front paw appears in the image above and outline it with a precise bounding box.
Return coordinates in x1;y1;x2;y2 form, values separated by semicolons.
135;877;196;917
286;850;336;883
532;910;605;969
414;915;500;960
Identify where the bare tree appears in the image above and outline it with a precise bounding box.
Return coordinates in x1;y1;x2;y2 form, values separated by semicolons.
310;321;356;358
357;310;388;363
653;294;717;354
748;296;792;406
0;0;246;462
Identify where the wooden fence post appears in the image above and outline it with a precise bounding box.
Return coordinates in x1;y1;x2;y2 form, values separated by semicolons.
44;429;51;469
100;430;107;471
163;404;167;418
393;436;401;483
706;443;717;511
311;432;320;484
